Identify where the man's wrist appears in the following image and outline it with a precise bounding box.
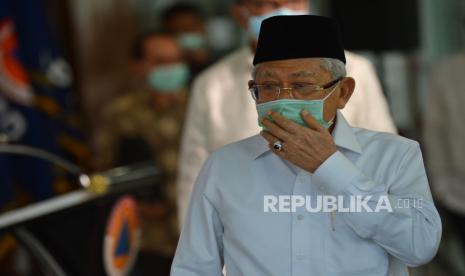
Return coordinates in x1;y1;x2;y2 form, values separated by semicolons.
309;147;337;173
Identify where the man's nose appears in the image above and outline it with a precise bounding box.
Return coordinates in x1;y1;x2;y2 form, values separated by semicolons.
277;88;294;99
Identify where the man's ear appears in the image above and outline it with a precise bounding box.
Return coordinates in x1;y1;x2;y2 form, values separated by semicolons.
337;77;355;109
231;4;248;29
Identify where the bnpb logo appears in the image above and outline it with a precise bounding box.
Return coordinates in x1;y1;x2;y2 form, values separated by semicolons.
103;196;141;276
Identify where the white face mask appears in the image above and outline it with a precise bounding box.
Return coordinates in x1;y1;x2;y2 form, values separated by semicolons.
247;7;308;39
255;82;340;129
146;63;190;93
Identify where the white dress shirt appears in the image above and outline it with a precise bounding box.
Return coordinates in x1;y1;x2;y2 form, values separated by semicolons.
177;46;397;223
424;53;465;214
171;111;441;276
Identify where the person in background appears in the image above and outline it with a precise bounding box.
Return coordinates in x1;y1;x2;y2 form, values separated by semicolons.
161;3;212;80
93;31;190;275
176;0;397;224
423;51;465;255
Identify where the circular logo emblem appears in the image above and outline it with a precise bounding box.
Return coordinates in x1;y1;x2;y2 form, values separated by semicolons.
103;196;141;276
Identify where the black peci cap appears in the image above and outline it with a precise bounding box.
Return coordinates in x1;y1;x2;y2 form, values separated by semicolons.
253;15;346;65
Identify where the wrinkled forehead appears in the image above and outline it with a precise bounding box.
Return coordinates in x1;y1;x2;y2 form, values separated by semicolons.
253;58;330;80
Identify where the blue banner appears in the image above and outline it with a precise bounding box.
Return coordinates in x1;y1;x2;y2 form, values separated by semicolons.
0;0;85;210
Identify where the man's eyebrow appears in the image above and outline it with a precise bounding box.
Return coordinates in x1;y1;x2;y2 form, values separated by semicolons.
256;70;278;79
289;70;317;78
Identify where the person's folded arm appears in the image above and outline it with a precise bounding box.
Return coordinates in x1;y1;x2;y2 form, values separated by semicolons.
313;142;442;267
171;158;224;276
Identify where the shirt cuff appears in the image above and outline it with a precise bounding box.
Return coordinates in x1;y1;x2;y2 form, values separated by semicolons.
313;151;361;195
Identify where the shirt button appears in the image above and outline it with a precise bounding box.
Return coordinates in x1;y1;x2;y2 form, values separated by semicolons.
297;214;304;220
296;254;306;260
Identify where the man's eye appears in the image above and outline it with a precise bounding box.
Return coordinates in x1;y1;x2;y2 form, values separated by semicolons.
292;83;311;90
262;84;278;91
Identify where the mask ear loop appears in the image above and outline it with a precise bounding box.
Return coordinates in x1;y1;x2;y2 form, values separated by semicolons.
321;80;342;128
321;81;341;127
322;80;341;101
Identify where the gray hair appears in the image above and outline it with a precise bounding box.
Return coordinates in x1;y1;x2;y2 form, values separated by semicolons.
251;57;346;80
321;58;346;80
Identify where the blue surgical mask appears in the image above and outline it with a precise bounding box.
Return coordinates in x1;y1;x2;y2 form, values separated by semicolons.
256;84;338;129
248;8;308;39
147;63;190;93
177;33;206;50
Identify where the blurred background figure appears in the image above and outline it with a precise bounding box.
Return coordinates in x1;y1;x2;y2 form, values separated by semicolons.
93;31;189;275
161;3;213;80
176;0;396;225
424;49;465;268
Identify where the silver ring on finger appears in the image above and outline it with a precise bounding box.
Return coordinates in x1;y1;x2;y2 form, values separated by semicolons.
273;140;284;151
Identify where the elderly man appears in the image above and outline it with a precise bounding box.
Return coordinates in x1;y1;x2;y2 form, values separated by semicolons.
171;16;440;276
176;0;397;224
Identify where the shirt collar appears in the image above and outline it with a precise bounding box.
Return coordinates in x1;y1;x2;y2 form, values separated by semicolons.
332;110;363;154
251;134;270;160
252;110;363;160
